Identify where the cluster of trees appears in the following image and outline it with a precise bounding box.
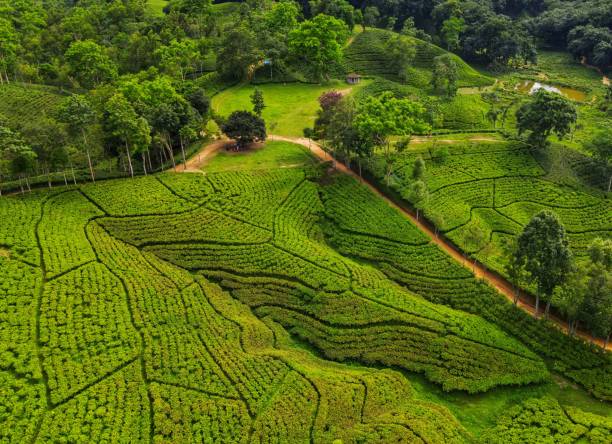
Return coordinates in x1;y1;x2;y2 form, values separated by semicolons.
507;211;611;347
312;89;430;183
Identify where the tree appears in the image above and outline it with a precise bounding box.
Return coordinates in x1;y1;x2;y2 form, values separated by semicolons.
186;88;211;118
412;156;425;180
288;14;349;80
516;90;577;148
384;35;416;82
431;54;458;98
250;88;265;117
403;180;428;219
217;27;263;81
502;237;528;305
221;111;266;149
585;129;612;192
64;40;118;89
486;106;501;128
0;18;18;83
309;0;356;30
441;16;465;51
0;124;36;193
354;92;430;185
57;95;98;182
104;93;151;177
155;39;200;81
553;267;587;336
515;210;573;317
21;118;68;188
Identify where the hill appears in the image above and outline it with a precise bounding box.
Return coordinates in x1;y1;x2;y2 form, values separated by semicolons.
343;29;493;89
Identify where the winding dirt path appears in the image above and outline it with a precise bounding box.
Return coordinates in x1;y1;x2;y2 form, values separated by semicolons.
167;138;230;172
267;135;611;352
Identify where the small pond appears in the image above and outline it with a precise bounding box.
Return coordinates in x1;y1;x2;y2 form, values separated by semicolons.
515;80;586;101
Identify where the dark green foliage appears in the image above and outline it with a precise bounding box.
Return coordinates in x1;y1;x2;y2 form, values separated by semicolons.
220;111;267;149
515;210;573;315
516;90;578;147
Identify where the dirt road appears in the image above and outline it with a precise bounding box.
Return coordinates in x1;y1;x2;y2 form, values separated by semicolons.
168;138;230;172
268;135;611;352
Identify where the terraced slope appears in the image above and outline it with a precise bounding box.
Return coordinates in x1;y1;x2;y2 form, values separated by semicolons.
344;29;493;88
0;83;66;128
1;160;610;441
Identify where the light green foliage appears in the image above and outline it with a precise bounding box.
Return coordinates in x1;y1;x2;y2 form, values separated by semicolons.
1;161;610;441
288;14;349;80
480;397;611;444
64;40;118;89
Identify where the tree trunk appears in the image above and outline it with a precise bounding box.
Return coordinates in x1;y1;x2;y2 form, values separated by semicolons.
25;176;31;192
607;174;611;193
180;136;187;171
513;287;520;305
147;150;153;172
125;143;134;178
46;166;52;189
164;135;176;170
544;298;552;319
63;171;68;186
19;177;24;194
142;152;147;176
534;294;540;316
82;130;95;183
69;160;77;185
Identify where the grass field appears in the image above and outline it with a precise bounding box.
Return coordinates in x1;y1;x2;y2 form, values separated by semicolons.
204;140;316;172
212;81;368;137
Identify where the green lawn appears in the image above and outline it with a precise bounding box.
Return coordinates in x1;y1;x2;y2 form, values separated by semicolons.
204;140;316;172
212;81;368;137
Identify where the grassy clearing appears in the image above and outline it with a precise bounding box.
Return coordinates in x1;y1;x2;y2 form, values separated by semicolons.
212;81;368;136
204;140;316;172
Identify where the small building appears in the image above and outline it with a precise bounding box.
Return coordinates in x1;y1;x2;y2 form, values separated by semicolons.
346;73;361;84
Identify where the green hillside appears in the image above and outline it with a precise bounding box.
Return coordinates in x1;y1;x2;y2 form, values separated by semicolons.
2;142;610;441
344;29;493;88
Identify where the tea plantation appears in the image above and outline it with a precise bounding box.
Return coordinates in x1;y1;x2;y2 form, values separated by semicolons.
1;146;610;441
371;138;612;281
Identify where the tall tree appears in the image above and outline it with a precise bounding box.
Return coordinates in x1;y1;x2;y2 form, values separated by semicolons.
57;95;98;182
353;92;430;185
288;14;348;80
155;39;200;81
64;40;118;89
431;54;458;98
221;111;266;149
217;27;262;81
516;90;577;148
515;210;573;317
104;93;151;177
250;88;265;117
585;128;612;192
